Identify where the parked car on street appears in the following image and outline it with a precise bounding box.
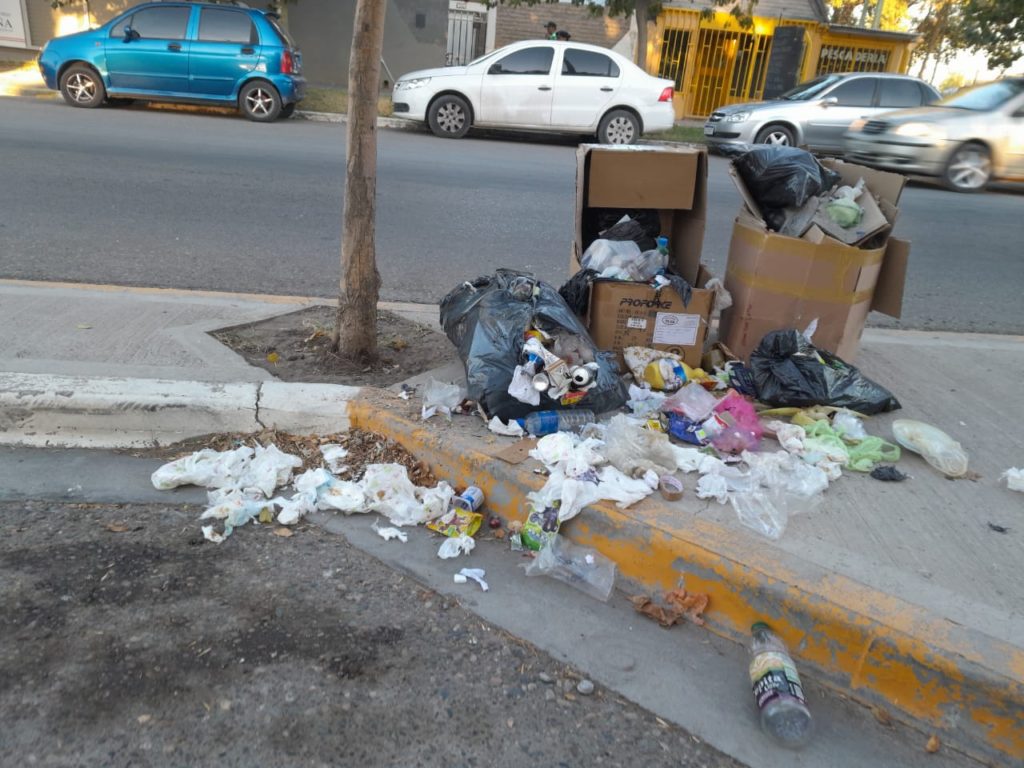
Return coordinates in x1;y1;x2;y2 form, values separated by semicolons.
843;77;1024;192
703;72;940;154
391;40;675;144
37;1;305;122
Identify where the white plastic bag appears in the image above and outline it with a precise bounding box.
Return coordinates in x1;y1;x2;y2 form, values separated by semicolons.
892;419;968;477
421;379;462;420
1002;468;1024;493
832;412;868;442
320;443;350;474
438;533;476;559
523;534;616;602
580;238;641;273
151;446;254;490
602;414;678;477
454;567;489;591
488;415;526;437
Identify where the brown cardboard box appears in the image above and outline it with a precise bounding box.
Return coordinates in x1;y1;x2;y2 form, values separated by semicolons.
571;144;715;368
719;158;910;362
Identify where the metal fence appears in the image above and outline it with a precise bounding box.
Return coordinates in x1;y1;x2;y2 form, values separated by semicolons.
446;9;486;67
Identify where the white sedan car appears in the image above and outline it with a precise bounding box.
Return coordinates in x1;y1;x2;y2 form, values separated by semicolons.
391;40;676;144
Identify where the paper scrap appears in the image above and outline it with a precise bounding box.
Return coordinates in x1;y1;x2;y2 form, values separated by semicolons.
630;587;709;627
373;522;409;543
454;567;489;591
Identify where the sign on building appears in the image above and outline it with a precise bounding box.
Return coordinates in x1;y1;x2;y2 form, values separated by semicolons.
0;0;29;47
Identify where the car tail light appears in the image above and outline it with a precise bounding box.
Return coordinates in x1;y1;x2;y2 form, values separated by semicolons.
658;86;673;102
280;50;294;75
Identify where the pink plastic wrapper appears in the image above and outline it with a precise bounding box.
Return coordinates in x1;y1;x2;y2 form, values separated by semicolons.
711;391;763;454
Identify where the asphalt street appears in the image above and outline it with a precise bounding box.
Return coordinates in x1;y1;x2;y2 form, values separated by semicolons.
1;96;1022;333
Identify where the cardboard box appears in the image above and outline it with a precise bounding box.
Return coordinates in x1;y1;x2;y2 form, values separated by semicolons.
572;144;715;368
719;157;910;362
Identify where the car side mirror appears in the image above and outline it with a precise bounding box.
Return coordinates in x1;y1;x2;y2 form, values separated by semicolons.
123;27;139;42
821;96;838;107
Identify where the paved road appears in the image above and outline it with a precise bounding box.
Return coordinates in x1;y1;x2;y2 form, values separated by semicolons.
1;97;1021;333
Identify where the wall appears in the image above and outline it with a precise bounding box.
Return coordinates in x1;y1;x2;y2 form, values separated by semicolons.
493;4;628;50
287;0;448;87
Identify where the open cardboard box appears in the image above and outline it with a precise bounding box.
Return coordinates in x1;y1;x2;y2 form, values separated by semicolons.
571;144;715;369
719;156;910;362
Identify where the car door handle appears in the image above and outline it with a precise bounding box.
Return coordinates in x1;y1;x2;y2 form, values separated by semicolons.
538;86;552;91
241;47;254;55
600;86;614;92
167;43;182;51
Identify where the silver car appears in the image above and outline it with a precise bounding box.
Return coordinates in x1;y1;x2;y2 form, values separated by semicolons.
843;78;1024;192
704;72;939;154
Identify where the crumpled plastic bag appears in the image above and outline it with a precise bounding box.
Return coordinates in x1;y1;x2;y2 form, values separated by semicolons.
750;330;901;415
320;443;350;474
602;414;679;477
438;533;476;559
892;419;968;478
488;415;526;437
373;521;408;542
362;464;454;526
580;238;642;273
1002;468;1024;492
454;567;488;591
523;534;616;602
421;379;462;420
151;444;302;498
625;384;666;419
199;490;273;543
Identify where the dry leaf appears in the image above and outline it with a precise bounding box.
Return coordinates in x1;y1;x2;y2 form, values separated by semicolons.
925;734;940;753
631;589;710;627
493;528;507;540
266;351;280;364
872;706;893;727
105;522;130;533
272;527;294;538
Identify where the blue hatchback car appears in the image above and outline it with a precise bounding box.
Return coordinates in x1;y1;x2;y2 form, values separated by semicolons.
38;1;305;121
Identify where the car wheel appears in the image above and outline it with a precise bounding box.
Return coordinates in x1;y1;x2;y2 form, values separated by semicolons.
428;95;471;138
60;65;105;109
280;103;296;119
943;142;991;192
239;80;282;122
598;109;639;144
754;124;795;146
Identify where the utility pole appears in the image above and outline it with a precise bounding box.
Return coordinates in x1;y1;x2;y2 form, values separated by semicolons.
871;0;884;28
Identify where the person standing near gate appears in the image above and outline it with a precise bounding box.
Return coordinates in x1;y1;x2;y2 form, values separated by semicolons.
555;30;571;41
544;21;557;39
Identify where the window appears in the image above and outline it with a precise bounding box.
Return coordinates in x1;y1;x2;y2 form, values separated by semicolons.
128;6;191;40
879;78;923;108
829;77;876;107
267;15;294;47
488;47;553;75
562;49;619;77
110;15;132;38
199;9;256;44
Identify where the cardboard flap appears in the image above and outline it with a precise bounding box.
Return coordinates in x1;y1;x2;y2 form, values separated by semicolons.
822;157;907;206
871;238;910;318
586;145;700;209
728;163;764;221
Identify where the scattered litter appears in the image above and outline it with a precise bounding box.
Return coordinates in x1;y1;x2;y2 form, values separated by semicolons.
1002;468;1024;492
104;522;130;533
870;465;908;482
576;679;595;696
272;527;294;538
750;622;813;748
427;507;482;538
488;416;526;437
892;419;968;478
987;522;1009;534
659;475;684;501
453;567;489;591
421;379;462;420
631;587;709;627
603;413;679;477
438;533;476;559
373;521;409;543
201;525;225;544
319;443;349;474
523;534;616;601
832;411;868;441
453;485;485;512
398;383;415;400
925;735;941;754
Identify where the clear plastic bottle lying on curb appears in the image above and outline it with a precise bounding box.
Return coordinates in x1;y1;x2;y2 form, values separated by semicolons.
749;622;813;748
518;409;596;437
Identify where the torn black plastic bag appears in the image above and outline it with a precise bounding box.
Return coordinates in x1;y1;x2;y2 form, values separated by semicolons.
440;270;628;421
750;330;900;415
726;144;841;211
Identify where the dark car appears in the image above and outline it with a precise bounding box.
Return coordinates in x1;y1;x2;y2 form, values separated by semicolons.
37;1;304;121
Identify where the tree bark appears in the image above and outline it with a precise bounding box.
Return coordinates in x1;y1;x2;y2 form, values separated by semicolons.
332;0;387;359
634;0;649;70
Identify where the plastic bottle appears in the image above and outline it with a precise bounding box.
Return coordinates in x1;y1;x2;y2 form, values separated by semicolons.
749;622;813;748
518;409;596;437
656;235;670;256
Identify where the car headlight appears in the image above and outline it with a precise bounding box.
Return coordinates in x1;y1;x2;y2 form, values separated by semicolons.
848;118;867;132
396;77;431;90
893;122;944;140
724;111;750;123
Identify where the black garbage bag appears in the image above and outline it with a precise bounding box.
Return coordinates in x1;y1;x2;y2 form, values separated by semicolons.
584;208;660;253
558;268;598;317
749;330;900;415
440;270;628;421
728;144;841;212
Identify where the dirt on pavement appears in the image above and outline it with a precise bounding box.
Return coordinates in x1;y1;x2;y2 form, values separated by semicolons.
211;306;460;389
0;500;744;768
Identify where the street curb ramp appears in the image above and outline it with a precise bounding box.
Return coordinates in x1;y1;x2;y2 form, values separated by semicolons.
349;395;1024;766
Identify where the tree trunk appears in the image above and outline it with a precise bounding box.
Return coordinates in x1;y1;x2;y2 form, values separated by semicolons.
332;0;387;359
634;0;649;70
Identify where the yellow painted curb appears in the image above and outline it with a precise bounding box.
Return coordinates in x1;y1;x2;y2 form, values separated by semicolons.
350;396;1024;764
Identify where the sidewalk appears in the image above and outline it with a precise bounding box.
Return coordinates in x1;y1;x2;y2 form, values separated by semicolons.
1;278;1022;763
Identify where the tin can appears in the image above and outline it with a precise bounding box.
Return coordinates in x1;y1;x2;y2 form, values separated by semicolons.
453;485;485;512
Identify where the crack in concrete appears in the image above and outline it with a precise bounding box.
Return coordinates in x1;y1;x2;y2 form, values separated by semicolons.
254;382;266;429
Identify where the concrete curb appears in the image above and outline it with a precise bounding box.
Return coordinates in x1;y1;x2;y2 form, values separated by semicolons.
0;373;359;448
347;394;1024;765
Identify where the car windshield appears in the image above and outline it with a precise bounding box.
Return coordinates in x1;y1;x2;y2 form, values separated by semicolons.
780;74;843;101
939;79;1024;111
267;15;294;47
467;49;502;67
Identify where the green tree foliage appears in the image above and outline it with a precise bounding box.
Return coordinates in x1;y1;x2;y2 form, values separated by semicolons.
959;0;1023;70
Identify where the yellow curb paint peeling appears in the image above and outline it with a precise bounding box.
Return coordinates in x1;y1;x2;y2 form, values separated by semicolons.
351;400;1024;761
